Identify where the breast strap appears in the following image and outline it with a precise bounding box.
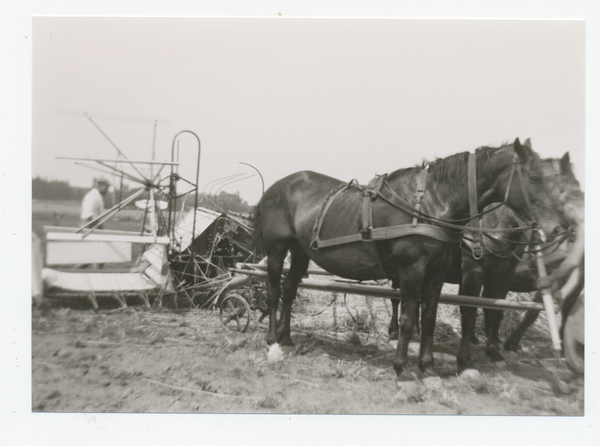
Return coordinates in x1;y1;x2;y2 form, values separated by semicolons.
311;169;463;250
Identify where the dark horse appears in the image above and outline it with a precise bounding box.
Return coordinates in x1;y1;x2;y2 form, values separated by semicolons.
454;153;584;372
254;138;562;382
387;152;583;372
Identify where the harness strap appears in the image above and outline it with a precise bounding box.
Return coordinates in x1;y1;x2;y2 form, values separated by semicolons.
315;223;463;248
411;167;429;227
360;175;386;238
468;153;483;258
310;180;358;249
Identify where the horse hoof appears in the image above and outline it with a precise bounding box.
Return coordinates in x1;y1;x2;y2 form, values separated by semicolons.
267;343;295;362
487;349;505;363
418;366;439;380
456;357;474;374
459;368;481;379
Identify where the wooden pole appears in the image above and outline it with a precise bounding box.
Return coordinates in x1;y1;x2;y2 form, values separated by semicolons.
534;244;563;352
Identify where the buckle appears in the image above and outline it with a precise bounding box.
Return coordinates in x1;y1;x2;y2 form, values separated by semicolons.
360;227;373;241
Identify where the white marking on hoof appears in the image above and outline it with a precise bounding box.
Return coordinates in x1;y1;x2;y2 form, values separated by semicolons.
408;342;420;355
459;369;481;379
267;343;295;362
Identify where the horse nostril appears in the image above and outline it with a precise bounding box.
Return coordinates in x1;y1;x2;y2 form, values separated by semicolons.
552;226;562;237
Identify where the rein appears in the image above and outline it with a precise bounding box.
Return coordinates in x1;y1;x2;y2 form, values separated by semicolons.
310;150;540;252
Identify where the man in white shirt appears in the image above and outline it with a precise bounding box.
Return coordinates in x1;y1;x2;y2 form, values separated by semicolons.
81;177;110;229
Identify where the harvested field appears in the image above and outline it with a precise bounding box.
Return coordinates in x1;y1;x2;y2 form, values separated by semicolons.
32;285;584;415
30;200;585;416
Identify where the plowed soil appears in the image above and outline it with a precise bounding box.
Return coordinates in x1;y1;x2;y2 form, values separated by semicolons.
32;290;584;415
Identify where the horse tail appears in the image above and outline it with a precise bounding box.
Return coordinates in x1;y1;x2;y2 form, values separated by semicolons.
251;201;264;259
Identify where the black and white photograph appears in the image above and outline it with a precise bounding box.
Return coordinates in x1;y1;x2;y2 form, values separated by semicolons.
4;1;599;444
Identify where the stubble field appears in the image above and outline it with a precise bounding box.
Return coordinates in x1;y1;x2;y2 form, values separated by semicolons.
32;200;584;415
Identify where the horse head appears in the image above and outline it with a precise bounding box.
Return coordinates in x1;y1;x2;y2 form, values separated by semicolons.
539;152;584;230
481;137;563;242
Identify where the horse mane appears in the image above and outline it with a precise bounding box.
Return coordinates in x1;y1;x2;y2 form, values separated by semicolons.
387;142;512;193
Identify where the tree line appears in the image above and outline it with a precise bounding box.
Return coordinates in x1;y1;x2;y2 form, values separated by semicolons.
32;177;254;214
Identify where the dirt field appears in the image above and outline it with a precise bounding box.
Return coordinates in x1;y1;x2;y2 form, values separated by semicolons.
31;199;584;415
32;288;584;415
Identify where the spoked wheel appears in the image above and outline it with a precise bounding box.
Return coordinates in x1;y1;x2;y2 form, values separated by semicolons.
563;293;584;374
219;294;251;333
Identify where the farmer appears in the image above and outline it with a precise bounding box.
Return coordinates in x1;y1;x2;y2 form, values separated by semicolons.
81;177;110;229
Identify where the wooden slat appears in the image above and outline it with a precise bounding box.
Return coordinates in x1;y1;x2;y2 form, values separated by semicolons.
46;241;132;265
42;269;156;292
44;226;151;236
46;231;170;244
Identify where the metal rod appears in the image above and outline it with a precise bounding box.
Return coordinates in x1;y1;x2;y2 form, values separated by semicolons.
229;268;546;312
206;173;245;197
170;131;201;246
85;114;148;180
214;174;255;206
151;120;157;179
95;160;149;186
239;162;265;196
57;156;180;166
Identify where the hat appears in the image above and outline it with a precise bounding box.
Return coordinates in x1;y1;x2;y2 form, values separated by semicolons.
96;177;110;185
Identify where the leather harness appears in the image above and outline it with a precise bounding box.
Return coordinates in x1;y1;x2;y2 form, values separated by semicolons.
311;165;464;250
310;151;536;254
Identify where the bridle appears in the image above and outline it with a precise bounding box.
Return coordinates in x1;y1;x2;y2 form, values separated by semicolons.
467;151;539;258
375;151;535;235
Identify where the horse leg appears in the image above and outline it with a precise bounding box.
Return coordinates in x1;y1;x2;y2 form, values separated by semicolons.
265;240;291;345
277;243;310;346
418;277;445;378
389;298;400;341
392;266;423;382
503;291;542;352
388;278;400;342
482;277;511;362
456;263;484;373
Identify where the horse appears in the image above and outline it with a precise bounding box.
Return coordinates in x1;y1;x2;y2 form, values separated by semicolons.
386;152;582;369
453;153;583;372
254;138;563;383
502;186;584;354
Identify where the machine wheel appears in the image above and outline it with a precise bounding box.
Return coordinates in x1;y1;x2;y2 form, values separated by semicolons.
220;294;251;333
563;293;584;374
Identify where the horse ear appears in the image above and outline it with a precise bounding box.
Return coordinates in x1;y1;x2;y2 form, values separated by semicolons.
513;137;531;160
523;138;532;149
560;152;572;173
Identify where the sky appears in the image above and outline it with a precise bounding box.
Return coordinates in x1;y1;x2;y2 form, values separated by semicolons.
32;18;585;205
